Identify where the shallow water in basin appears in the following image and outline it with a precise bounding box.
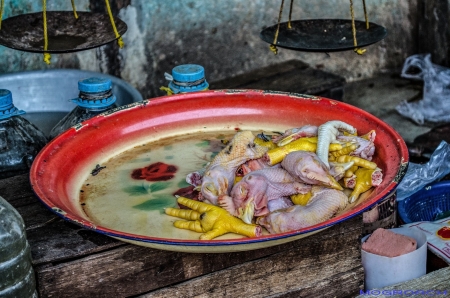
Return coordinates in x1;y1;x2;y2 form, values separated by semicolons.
79;129;365;241
80;130;249;240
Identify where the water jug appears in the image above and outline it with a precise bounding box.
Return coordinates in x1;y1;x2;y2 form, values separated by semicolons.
161;64;209;95
0;195;38;298
49;77;118;139
0;89;47;179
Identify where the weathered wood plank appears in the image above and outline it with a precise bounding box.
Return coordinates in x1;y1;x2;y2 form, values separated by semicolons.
0;173;124;265
1;173;364;297
142;267;364;298
356;267;450;297
34;216;363;298
0;173;37;207
138;240;363;298
211;60;310;88
27;220;124;265
210;60;346;100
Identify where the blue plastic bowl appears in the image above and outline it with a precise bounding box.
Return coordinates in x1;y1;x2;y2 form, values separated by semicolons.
398;180;450;224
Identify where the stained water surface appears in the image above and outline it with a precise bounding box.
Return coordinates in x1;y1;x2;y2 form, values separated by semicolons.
80;131;236;239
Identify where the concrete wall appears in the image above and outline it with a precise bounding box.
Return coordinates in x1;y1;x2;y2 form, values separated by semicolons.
0;0;418;99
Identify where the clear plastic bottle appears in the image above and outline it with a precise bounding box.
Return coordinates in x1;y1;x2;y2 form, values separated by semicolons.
49;77;118;139
160;64;209;95
0;195;38;298
0;89;47;179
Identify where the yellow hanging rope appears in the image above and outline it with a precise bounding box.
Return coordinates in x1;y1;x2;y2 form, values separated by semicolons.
270;0;285;55
350;0;366;55
287;0;294;29
0;0;4;30
71;0;79;19
105;0;124;48
160;86;174;96
43;0;51;64
362;0;369;29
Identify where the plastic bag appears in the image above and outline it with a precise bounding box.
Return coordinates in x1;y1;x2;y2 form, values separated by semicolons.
396;54;450;125
396;140;450;201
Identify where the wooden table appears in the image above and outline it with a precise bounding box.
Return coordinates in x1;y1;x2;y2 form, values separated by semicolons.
211;59;346;101
1;173;364;297
0;62;365;297
3;61;450;297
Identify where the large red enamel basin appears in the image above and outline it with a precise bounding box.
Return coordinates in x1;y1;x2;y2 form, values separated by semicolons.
30;90;408;253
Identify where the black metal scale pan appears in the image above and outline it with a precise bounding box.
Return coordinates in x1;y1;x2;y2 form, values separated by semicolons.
260;19;387;52
0;11;127;53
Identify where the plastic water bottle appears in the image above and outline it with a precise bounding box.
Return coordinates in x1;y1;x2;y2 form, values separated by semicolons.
160;64;209;95
0;196;38;298
0;89;47;179
49;77;118;139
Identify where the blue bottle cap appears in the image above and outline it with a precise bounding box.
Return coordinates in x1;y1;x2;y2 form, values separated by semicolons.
0;89;13;110
172;64;205;82
169;64;209;94
72;77;116;109
78;77;112;93
0;89;25;120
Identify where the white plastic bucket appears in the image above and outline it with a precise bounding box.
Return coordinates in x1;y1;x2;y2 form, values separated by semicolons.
361;227;427;290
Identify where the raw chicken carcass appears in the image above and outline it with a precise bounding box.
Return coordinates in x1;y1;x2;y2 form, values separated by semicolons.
218;167;311;224
337;133;376;161
281;151;342;190
198;131;268;205
257;186;348;234
272;125;318;146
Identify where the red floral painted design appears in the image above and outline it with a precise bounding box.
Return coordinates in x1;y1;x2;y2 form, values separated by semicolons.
131;162;178;181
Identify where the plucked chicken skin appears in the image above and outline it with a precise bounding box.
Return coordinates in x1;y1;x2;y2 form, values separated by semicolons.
257;186;348;234
171;122;383;239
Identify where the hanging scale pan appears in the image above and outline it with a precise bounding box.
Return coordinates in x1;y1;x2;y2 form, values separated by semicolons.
260;19;387;52
0;11;127;53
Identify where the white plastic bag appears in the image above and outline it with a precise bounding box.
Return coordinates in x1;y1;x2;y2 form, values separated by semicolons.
396;140;450;201
396;54;450;125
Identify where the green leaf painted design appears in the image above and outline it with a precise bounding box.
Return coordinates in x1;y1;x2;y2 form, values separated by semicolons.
165;155;174;160
123;181;171;196
149;182;172;193
132;194;177;213
130;157;151;163
195;140;210;147
164;145;173;150
122;185;149;196
177;179;190;188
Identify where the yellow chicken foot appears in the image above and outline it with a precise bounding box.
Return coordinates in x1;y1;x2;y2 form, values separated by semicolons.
254;133;277;149
328;143;358;161
165;196;262;240
290;191;312;206
348;167;383;203
337;155;377;170
344;165;359;178
265;137;342;165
